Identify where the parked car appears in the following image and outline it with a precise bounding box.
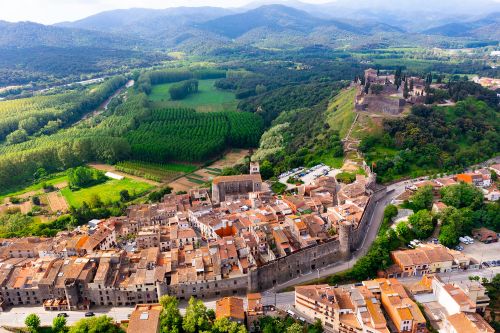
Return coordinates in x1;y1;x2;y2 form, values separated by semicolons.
85;312;95;317
465;236;474;244
57;313;68;317
455;245;463;251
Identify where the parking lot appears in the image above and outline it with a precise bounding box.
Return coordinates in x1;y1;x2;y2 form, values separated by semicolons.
278;164;342;190
461;240;500;263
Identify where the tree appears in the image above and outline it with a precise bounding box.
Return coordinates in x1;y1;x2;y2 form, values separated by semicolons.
212;317;247;333
25;313;41;333
68;316;123;333
182;297;211;333
438;207;474;247
310;319;323;333
255;84;267;95
31;196;41;206
395;221;414;243
19;116;40;134
6;129;28;144
403;81;409;99
89;194;103;209
411;185;434;211
259;160;274;180
52;316;67;333
439;223;459;247
383;204;398;221
286;323;303;333
119;190;130;202
159;295;183;333
408;210;434;239
440;182;484;210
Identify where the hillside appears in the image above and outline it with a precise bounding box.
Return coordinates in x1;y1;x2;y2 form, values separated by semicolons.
0;21;141;49
198;5;359;38
422;12;500;39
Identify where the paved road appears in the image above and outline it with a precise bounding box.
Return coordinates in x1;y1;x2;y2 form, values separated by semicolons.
262;266;500;309
271;181;408;292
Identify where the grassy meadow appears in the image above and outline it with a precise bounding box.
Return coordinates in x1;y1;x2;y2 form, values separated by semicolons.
325;87;357;139
149;79;237;112
61;178;153;207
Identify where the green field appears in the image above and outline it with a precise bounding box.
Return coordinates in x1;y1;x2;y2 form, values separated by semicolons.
61;178;153;208
0;174;68;203
149;79;237;112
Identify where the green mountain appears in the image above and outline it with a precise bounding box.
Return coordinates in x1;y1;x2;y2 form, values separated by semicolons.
422;12;500;39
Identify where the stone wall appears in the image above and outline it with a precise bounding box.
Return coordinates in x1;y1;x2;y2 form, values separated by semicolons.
247;239;342;292
350;187;387;250
356;95;405;115
160;275;248;300
248;185;387;293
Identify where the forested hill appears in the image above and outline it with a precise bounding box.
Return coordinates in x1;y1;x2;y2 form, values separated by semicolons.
361;92;500;183
0;21;143;49
56;7;233;35
197;5;360;38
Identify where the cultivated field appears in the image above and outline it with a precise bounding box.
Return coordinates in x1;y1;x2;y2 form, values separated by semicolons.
149;79;238;112
89;163;161;186
115;161;196;183
168;149;249;192
46;191;69;212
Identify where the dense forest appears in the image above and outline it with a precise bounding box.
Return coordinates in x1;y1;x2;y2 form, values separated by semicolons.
127;108;263;162
361;97;500;182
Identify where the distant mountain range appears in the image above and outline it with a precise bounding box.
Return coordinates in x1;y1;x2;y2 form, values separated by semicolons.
0;1;499;53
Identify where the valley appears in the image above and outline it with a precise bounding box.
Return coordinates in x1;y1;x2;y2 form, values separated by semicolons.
0;1;498;332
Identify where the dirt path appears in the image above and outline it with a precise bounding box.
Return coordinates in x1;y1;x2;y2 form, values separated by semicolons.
88;163;161;186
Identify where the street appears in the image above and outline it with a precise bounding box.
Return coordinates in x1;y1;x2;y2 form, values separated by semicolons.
272;181;408;292
262;266;500;327
0;168;497;329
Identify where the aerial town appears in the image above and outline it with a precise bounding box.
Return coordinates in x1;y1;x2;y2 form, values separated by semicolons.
0;160;498;333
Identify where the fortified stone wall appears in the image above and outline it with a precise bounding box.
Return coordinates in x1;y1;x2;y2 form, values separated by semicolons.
247;239;342;292
356;95;405;115
163;186;387;295
350;187;387;249
248;185;387;292
159;275;248;300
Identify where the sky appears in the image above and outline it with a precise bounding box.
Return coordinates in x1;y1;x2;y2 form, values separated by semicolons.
0;0;334;24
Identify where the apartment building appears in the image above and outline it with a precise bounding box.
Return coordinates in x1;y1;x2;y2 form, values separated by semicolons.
295;284;390;333
389;245;459;277
442;312;494;333
377;279;427;333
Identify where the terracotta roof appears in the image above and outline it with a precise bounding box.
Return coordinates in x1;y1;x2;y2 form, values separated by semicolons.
446;312;494;333
127;304;163;333
212;174;262;185
216;297;245;321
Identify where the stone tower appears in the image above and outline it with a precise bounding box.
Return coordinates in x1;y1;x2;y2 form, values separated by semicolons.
339;221;352;260
250;161;260;175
